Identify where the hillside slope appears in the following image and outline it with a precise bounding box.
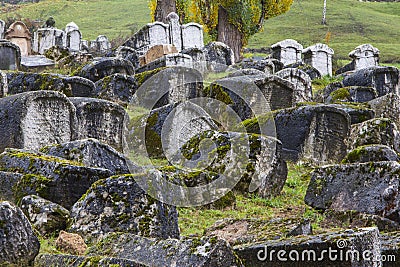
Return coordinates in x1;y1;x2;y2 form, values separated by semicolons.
1;0;399;62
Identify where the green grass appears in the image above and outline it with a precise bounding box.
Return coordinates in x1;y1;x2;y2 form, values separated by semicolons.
1;0;399;62
249;0;400;63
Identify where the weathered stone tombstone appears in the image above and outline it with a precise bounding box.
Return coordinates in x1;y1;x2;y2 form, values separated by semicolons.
94;73;138;106
302;43;334;76
78;57;135;82
0;91;77;152
0;70;7;97
0;19;5;39
4;21;32;56
349;43;380;70
0;40;21;71
65;22;81;51
203;41;235;72
95;35;111;54
144;44;178;65
137;53;193;73
181;22;204;50
342;66;399;97
33;28;66;55
70;97;128;152
123;12;203;56
116;46;140;69
271;39;303;66
255;75;297;111
369;93;400;129
276;68;312;102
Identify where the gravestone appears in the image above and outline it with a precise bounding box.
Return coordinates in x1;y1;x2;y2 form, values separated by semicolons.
181;47;207;73
0;70;7;97
342;66;399;97
272;104;350;163
66;29;81;51
369;93;400;129
4;21;32;56
94;73;138;106
70;97;128;152
349;44;380;70
276;68;312;102
255;75;297;111
33;28;66;55
271;39;303;66
0;91;77;152
262;58;284;75
95;35;111;54
136;53;193;73
166;12;182;51
203;41;235;72
0;19;5;39
65;21;79;33
144;44;178;65
78;57;135;82
302;43;334;76
0;40;21;70
116;46;140;69
181;22;204;49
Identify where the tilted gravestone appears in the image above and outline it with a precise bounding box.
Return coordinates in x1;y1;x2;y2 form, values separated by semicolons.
276;68;312;102
203;41;235;72
325;86;377;104
70;97;128;152
302;43;334;76
4;21;32;57
272;104;350;163
0;91;77;152
369;93;400;129
78;57;135;82
6;72;95;97
271;39;303;66
0;40;21;71
116;46;140;69
33;27;66;55
342;66;399;97
94;73;138;106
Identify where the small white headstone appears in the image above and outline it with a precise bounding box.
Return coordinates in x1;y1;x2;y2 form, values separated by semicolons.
303;43;334;76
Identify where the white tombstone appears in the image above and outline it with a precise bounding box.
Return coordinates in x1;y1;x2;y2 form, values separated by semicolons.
65;22;79;33
271;39;303;66
181;22;204;49
33;28;66;54
148;22;169;47
303;43;334;76
349;44;380;70
166;12;182;51
96;35;111;53
0;20;5;39
66;29;81;51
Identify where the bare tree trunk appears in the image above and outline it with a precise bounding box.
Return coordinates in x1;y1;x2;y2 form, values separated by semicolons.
154;0;176;23
322;0;327;25
217;5;243;62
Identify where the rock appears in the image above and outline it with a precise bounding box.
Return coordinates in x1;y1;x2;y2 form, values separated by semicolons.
0;171;23;204
347;118;400;152
286;219;313;237
235;227;381;267
20;195;70;236
6;71;96;97
90;233;243;267
0;148;112;209
68;174;180;242
203;41;235;72
55;230;87;255
70;97;129;152
0;90;77;152
0;201;40;266
342;66;399;97
369;93;400;129
305;161;400;223
343;145;399;163
35;254;147;267
41;138;138;175
94;74;138;106
179;130;288;198
326;86;377;103
78;57;135;82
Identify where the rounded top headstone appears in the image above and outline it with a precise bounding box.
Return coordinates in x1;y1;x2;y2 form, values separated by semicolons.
166;12;180;22
65;22;79;32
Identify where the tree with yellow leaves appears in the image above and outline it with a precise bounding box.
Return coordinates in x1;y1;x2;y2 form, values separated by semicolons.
151;0;293;62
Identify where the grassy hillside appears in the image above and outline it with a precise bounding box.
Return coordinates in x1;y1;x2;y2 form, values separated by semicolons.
1;0;399;62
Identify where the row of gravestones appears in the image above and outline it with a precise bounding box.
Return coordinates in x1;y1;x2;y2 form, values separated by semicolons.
0;19;111;56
